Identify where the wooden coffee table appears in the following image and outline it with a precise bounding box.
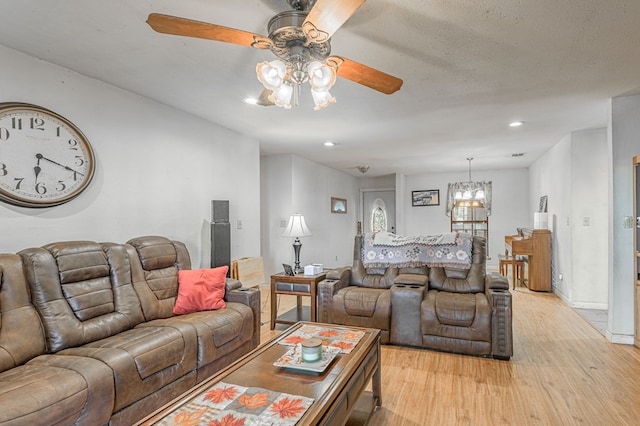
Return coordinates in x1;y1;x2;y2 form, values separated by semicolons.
138;322;381;425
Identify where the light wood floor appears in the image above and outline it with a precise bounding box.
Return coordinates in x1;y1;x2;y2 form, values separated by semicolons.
259;286;640;425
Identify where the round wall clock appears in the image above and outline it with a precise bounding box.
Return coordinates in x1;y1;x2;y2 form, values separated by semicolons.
0;102;95;208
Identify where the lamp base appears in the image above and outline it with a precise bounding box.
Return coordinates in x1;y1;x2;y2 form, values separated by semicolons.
292;237;303;274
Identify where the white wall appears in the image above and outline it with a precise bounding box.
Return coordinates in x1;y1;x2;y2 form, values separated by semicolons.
529;135;573;298
260;154;360;277
609;94;640;341
530;127;622;335
402;168;529;267
571;128;609;309
0;46;261;267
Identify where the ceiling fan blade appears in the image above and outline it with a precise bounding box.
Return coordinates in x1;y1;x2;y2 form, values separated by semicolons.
328;56;403;95
146;13;271;49
302;0;366;43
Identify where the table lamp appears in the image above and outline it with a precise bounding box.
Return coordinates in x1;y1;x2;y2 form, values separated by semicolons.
282;214;312;274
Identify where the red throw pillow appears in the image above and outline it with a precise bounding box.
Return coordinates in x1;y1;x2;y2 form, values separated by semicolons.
173;266;228;315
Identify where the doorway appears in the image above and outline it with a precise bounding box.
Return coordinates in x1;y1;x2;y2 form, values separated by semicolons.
362;190;396;234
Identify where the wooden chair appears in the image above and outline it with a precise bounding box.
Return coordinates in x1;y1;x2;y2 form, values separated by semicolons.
499;254;525;289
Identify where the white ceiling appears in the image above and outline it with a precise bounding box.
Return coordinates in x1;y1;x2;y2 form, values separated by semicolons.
1;0;640;177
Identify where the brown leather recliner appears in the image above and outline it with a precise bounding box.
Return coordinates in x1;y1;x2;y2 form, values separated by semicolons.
317;234;428;344
318;234;513;359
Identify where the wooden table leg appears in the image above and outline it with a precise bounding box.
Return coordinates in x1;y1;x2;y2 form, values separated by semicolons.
372;339;382;408
270;277;277;330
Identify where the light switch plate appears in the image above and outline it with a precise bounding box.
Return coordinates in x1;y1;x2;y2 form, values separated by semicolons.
624;216;633;228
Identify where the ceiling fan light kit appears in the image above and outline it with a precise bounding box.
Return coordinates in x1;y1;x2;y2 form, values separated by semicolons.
146;0;402;111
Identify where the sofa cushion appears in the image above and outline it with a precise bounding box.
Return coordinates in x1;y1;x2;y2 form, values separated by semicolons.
0;364;90;425
421;290;491;342
1;354;114;426
428;237;487;293
156;302;255;371
130;236;178;271
0;254;48;372
332;287;390;332
126;236;192;321
19;242;146;352
60;322;198;413
173;266;227;315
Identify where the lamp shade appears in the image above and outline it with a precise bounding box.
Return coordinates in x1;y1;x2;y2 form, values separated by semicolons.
282;214;312;237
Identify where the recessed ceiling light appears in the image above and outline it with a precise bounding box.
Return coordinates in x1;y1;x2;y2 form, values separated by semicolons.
243;97;259;105
323;141;335;147
509;120;525;127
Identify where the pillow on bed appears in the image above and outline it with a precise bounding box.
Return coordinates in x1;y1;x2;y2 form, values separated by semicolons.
173;266;228;314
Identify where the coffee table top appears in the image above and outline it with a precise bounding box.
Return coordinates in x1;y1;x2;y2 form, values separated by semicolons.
139;321;380;425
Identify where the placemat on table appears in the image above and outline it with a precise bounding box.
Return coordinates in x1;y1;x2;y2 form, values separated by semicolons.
153;381;314;425
278;324;365;354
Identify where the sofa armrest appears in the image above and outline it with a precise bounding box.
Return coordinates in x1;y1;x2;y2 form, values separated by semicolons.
317;277;350;323
486;272;509;290
326;266;351;281
225;287;261;348
486;287;513;360
225;277;243;292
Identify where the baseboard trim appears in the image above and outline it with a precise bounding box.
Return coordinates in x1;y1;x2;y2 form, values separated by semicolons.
572;301;608;310
606;331;634;345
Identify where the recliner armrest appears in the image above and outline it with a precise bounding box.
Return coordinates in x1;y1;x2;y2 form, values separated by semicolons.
486;272;509;290
326;266;351;282
225;287;261;348
317;277;350;323
486;287;513;359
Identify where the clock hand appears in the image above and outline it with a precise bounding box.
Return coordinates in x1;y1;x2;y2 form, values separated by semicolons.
34;154;42;184
37;154;85;177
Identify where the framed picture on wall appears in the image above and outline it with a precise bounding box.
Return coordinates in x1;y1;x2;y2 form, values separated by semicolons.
539;195;548;212
331;197;347;214
412;190;439;206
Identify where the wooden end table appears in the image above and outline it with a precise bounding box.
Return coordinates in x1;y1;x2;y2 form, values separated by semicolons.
270;271;327;329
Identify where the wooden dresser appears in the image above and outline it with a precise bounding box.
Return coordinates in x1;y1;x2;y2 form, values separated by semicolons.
505;229;551;291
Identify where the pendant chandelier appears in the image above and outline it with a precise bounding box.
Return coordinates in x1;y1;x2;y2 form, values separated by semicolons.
446;158;492;215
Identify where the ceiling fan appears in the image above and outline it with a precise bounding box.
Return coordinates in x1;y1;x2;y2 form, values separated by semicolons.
146;0;403;110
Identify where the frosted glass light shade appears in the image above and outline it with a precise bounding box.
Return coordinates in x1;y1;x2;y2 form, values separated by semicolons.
269;83;294;109
256;60;287;90
308;61;336;91
311;89;336;110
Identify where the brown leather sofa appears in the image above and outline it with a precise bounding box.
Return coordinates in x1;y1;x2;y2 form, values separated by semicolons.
0;236;260;425
318;234;512;360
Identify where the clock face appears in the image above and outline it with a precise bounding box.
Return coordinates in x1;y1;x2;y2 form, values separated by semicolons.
0;103;95;208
